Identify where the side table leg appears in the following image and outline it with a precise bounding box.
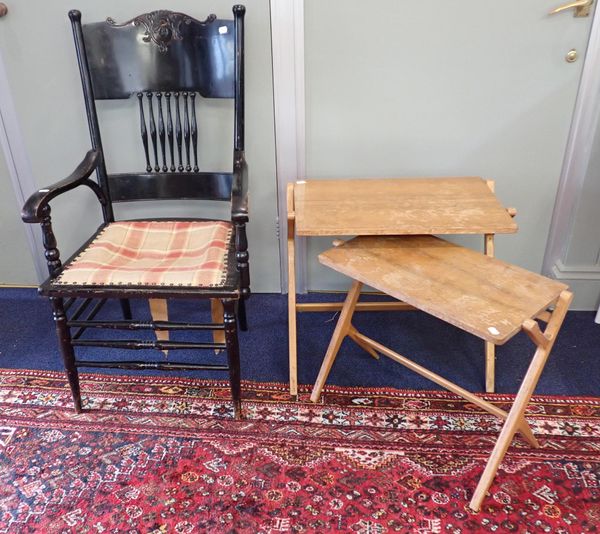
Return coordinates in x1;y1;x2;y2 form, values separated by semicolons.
211;299;225;354
484;232;495;392
484;179;497;393
287;183;298;398
310;280;363;402
149;298;169;356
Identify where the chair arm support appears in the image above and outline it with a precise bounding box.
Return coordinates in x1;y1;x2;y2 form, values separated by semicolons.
21;149;104;223
231;149;248;223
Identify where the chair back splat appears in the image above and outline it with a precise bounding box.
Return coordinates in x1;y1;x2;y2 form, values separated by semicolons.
69;7;245;207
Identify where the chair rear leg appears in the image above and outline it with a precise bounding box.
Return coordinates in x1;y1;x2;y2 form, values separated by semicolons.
223;299;242;419
119;299;132;320
237;297;248;331
51;297;82;413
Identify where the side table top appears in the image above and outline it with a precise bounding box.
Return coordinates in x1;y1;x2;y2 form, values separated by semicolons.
294;177;518;236
319;235;567;344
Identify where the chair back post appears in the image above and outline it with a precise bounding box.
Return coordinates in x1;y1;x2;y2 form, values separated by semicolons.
233;5;245;152
68;10;114;223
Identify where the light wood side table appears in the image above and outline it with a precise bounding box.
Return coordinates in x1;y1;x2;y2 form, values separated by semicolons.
287;177;518;397
309;234;571;512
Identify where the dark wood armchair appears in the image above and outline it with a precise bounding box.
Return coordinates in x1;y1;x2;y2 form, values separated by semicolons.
21;6;249;418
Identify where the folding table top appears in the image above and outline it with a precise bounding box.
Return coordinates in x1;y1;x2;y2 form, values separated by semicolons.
319;235;567;345
294;177;518;236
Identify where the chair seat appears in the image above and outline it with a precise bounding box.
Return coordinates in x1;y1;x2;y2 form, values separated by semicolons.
319;235;568;344
55;220;233;288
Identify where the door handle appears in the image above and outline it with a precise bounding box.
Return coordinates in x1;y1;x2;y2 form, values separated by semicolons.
0;3;7;17
549;0;594;17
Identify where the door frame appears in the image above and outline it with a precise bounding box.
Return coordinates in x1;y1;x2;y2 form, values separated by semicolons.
270;0;307;293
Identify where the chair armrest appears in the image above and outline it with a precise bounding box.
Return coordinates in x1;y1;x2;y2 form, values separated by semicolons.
231;149;248;223
21;149;104;223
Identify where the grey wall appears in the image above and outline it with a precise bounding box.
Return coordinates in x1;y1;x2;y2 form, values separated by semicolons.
0;0;280;291
0;148;37;285
303;0;593;304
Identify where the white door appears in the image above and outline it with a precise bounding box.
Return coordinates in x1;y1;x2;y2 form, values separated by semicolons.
0;0;279;291
302;0;595;307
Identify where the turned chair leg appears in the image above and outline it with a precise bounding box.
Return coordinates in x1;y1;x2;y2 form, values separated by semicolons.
238;297;248;331
223;299;242;419
51;297;82;413
119;299;132;320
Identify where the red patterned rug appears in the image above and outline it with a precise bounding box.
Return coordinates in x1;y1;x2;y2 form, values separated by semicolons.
0;370;598;533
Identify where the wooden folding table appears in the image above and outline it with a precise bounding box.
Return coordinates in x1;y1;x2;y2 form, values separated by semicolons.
309;234;571;511
287;177;518;396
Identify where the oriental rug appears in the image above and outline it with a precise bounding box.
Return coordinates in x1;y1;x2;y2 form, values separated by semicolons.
0;370;598;533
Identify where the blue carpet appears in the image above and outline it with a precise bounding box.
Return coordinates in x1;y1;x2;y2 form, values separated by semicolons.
0;288;598;396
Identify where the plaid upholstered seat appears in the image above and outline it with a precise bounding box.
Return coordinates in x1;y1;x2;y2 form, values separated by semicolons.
56;220;233;287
